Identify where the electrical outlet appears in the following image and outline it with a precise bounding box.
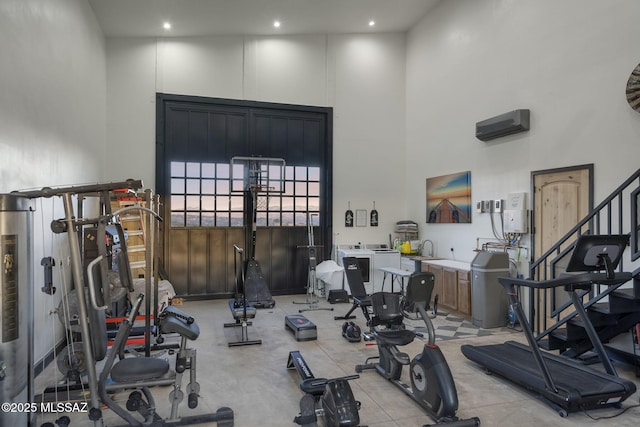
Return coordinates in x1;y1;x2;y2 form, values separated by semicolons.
494;199;503;213
475;200;483;213
482;200;491;213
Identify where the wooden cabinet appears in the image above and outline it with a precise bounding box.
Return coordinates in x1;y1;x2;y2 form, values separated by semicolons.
457;270;471;315
442;268;458;310
422;260;471;315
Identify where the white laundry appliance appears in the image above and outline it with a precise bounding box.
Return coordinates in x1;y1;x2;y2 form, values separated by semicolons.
364;243;401;293
336;245;375;295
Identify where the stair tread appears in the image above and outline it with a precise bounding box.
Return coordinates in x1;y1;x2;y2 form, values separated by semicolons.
611;287;639;300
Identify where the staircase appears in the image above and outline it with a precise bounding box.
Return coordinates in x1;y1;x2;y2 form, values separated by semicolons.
110;189;158;279
529;168;640;369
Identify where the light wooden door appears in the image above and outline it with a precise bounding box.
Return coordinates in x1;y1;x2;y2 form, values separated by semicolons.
532;165;592;325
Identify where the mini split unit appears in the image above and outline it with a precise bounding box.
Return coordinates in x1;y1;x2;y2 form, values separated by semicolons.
475;109;530;141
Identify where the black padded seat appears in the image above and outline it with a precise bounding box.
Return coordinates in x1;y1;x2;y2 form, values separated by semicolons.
228;299;257;319
159;307;200;340
374;329;416;347
111;357;170;383
300;378;329;397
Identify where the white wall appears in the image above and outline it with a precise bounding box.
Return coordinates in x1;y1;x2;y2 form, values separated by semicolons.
104;32;408;246
0;0;106;363
406;0;640;270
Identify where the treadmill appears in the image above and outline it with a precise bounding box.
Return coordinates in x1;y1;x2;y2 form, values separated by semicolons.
461;234;637;417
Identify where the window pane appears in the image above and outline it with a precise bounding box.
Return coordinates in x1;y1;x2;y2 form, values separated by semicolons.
295;182;307;196
202;212;215;226
282;212;294;226
171;178;185;194
217;196;230;211
170;162;185;177
186;162;200;177
308;167;320;181
216;180;230;194
202;196;215;210
308;182;319;197
230;195;243;210
202;163;215;178
295;197;307;211
308;197;320;211
294;212;306;226
202;179;215;194
256;212;267;226
171;195;185;210
282;196;294;210
295;166;307;180
268;212;281;226
186;195;200;210
186;179;200;193
230;212;243;226
232;179;244;193
171;212;185;227
285;166;295;180
231;164;244;181
284;181;294;195
217;215;230;227
217;163;230;179
268;195;281;210
186;212;200;227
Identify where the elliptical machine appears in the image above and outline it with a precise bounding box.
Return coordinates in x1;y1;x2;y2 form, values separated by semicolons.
355;273;479;427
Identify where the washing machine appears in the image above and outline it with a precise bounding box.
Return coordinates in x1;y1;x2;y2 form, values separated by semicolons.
365;244;401;293
336;245;375;295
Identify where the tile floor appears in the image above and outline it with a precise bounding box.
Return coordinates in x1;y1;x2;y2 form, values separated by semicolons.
35;295;640;426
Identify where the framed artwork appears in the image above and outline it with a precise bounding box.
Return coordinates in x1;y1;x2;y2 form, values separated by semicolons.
426;171;472;223
355;209;367;227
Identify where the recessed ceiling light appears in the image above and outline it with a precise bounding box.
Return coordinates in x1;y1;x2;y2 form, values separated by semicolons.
163;21;171;30
273;20;281;28
369;20;375;27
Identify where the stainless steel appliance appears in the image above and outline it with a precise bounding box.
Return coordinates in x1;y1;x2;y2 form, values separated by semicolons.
0;194;34;427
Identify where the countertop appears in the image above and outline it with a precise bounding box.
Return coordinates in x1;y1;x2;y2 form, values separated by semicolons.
421;258;471;271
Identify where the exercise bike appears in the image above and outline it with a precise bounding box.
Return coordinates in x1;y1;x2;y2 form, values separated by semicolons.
355;273;480;427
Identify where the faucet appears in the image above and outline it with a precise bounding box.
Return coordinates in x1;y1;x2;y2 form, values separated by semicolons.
419;239;434;257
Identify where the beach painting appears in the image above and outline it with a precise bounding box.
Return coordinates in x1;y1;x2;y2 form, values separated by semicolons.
426;171;472;223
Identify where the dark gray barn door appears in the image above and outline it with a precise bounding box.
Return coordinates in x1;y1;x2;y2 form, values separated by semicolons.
156;94;333;298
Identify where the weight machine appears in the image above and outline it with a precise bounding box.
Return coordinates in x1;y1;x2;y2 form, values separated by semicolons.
16;180;233;426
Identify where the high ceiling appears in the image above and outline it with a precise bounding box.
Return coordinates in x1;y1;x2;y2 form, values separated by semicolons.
88;0;440;37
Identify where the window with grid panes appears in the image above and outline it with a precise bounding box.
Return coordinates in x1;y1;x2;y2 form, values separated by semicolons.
170;161;320;228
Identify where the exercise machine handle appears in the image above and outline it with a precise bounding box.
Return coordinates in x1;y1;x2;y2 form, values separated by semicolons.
129;293;144;323
416;304;436;346
87;255;109;311
112;205;163;222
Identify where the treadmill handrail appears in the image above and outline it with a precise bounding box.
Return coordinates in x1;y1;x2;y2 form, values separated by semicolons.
498;272;632;290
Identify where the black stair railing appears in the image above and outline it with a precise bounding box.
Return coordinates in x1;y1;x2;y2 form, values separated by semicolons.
529;168;640;339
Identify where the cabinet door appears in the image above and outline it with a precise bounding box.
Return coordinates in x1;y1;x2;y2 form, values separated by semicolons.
443;268;458;310
457;270;471;315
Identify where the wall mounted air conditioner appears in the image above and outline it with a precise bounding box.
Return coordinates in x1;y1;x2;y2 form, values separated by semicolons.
475;109;530;141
